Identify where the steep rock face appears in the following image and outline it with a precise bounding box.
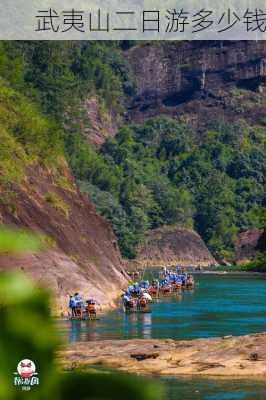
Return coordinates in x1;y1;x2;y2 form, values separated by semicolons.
126;41;266;131
0;165;127;315
126;225;217;270
82;97;119;146
235;228;264;264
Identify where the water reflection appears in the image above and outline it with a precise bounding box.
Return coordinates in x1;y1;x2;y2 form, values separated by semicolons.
84;321;100;341
142;312;152;338
123;312;138;337
69;320;82;343
122;312;152;338
59;274;266;343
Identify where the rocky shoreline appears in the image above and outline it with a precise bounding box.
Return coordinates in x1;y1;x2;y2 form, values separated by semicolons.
58;332;266;377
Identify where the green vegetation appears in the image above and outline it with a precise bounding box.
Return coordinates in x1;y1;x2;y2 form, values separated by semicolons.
0;227;163;400
235;255;266;272
0;41;264;261
0;41;135;118
0;227;41;254
54;174;75;192
44;191;70;218
0;78;63;184
74;119;195;257
75;118;265;260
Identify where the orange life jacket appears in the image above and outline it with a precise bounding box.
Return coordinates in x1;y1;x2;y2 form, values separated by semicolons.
149;287;157;295
139;298;146;307
87;304;96;313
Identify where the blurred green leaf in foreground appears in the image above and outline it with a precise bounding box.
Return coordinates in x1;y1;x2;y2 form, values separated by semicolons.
0;226;164;400
0;227;41;254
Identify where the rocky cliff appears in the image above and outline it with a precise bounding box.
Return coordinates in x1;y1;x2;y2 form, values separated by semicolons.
82;97;119;146
126;225;217;270
126;41;266;131
235;228;264;264
0;165;128;315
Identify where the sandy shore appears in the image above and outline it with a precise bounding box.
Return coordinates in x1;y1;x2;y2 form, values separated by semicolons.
58;332;266;377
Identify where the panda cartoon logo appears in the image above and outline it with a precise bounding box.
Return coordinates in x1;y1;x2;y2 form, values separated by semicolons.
17;359;36;378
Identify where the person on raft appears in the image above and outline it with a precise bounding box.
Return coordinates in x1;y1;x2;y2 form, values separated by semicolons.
122;292;131;307
69;295;76;317
69;293;84;317
138;295;147;309
85;299;97;318
74;292;83;305
141;291;152;302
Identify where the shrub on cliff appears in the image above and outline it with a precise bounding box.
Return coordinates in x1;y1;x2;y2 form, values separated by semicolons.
0;79;63;185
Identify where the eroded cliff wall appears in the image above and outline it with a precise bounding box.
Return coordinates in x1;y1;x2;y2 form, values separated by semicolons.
0;165;127;315
126;41;266;131
126;225;217;270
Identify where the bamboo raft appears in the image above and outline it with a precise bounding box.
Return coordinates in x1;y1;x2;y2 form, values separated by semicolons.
124;306;151;314
148;283;194;299
69;306;98;321
69;316;99;321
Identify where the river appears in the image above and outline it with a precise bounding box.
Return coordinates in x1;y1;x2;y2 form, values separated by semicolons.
59;273;266;342
58;273;266;400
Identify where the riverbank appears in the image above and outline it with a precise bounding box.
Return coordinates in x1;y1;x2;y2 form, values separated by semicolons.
201;269;266;276
58;332;266;377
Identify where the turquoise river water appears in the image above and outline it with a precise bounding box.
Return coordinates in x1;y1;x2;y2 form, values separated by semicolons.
58;273;266;400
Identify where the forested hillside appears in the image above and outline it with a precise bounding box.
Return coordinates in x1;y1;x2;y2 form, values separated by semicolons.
0;41;129;314
0;41;265;264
